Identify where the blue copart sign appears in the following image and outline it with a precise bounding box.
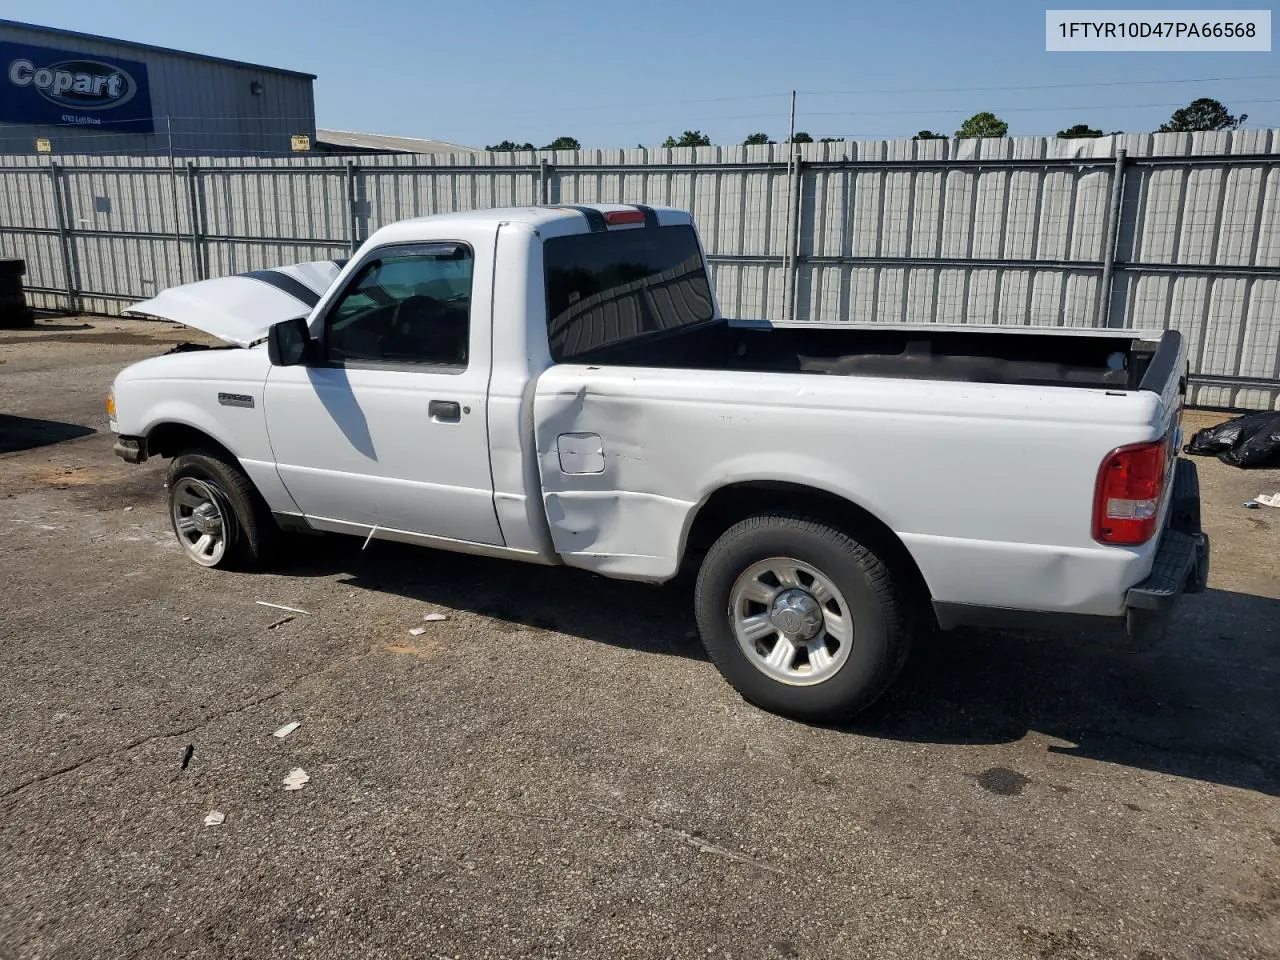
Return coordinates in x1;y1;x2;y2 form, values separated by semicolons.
1;41;154;133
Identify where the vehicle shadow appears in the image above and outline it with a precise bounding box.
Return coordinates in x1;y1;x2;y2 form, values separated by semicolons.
295;537;703;661
850;587;1280;796
0;415;96;454
291;538;1280;795
4;321;94;332
305;366;376;460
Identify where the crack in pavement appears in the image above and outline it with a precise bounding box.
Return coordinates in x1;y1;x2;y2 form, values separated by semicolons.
592;803;787;876
0;640;378;803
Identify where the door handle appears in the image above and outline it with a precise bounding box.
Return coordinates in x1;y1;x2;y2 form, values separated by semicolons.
429;400;462;422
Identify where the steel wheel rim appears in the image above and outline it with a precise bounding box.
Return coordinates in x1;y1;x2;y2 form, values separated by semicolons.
728;556;854;686
171;477;228;567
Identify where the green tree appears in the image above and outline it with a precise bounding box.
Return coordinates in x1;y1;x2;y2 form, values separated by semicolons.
819;137;842;143
1057;123;1103;139
743;132;774;145
913;130;947;140
542;136;581;150
955;112;1009;139
485;140;535;151
663;130;712;147
1158;98;1247;133
789;131;814;143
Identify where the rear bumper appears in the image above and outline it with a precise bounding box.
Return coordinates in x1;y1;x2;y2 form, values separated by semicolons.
1122;458;1209;645
932;458;1209;647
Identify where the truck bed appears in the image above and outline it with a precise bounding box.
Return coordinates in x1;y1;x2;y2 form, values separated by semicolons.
567;318;1168;392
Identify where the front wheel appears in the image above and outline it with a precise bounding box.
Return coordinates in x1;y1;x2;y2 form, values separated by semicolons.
167;449;278;570
693;513;913;721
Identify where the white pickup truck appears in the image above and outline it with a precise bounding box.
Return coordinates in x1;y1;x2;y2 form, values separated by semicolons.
108;203;1210;719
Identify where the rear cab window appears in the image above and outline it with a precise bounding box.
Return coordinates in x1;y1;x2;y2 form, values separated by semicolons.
543;224;715;361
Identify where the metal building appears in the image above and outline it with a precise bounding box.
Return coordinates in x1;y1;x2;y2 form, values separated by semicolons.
0;19;316;157
315;129;478;156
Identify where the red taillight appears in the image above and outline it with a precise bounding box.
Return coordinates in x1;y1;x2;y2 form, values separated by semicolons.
1092;438;1170;544
604;209;646;226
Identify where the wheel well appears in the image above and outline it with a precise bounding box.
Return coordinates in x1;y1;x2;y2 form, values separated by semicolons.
146;423;236;463
681;481;934;612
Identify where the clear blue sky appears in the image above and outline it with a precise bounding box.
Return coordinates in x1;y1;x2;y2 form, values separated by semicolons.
5;0;1277;146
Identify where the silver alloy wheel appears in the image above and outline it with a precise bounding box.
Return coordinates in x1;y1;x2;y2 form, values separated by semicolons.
171;477;229;566
728;556;854;686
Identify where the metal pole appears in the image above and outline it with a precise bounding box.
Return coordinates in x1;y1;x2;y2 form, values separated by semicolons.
47;159;77;313
1096;148;1127;328
345;160;359;254
781;90;797;321
166;115;186;283
185;160;204;281
786;89;797;151
538;158;551;204
788;147;804;321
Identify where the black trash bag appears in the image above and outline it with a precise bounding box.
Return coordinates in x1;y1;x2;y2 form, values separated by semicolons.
1184;411;1280;468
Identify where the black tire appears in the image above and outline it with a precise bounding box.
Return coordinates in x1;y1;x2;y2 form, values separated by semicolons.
694;513;913;721
166;448;279;571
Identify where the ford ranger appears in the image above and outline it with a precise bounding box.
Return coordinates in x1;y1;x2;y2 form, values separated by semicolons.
107;203;1210;719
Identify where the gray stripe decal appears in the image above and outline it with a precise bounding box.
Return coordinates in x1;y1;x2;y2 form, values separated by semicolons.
559;205;608;233
632;204;660;228
241;269;323;308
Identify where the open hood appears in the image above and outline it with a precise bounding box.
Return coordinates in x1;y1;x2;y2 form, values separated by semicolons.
123;259;348;347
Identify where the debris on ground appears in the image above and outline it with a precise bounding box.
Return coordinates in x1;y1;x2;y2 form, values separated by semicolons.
255;601;310;615
408;626;427;636
1245;501;1261;509
181;616;192;622
272;721;300;739
1185;411;1280;467
203;811;225;827
266;616;294;630
180;744;194;769
1254;492;1280;508
123;506;133;512
423;613;448;622
282;768;310;792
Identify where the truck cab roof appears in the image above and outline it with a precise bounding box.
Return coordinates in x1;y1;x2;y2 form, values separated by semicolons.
367;204;695;246
123;203;700;346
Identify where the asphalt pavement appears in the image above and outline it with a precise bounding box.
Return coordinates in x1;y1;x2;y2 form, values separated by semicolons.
1;317;1278;960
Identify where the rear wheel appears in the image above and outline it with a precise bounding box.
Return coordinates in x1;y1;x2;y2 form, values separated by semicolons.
694;513;912;720
167;449;278;570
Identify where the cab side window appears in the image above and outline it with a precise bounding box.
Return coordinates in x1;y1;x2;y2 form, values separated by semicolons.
325;244;473;367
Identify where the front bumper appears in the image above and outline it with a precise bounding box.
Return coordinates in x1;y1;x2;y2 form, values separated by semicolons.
113;435;148;464
1123;458;1210;646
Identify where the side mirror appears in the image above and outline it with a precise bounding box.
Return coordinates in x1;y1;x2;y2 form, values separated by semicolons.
267;316;312;366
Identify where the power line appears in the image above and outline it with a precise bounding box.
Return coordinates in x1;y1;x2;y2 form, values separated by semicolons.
800;97;1280;120
320;74;1280;126
475;96;1280;131
438;74;1279;124
798;74;1279;97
